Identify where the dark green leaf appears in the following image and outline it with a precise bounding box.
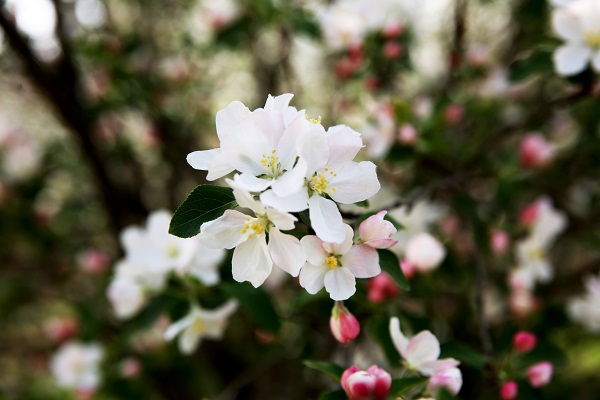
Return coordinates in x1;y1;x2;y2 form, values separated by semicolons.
222;283;280;333
318;389;347;400
303;360;345;381
368;316;402;367
509;48;553;82
378;249;410;291
169;185;237;238
299;209;312;229
437;388;457;400
440;342;486;369
354;200;370;208
390;376;428;396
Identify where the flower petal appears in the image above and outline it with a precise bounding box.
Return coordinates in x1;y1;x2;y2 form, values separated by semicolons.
329;161;380;204
260;188;309;213
216;101;251;140
553;44;591;76
197;210;247;249
298;123;329;173
271;158;308;197
268;228;306;277
206;151;236;180
591;50;600;73
299;262;327;294
324;267;356;300
341;244;380;278
265;93;294;112
179;326;201;354
231;234;272;287
552;8;584;42
389;317;410;360
187;149;220;171
406;331;441;371
265;207;297;231
326;125;363;171
164;315;194;341
308;195;346;244
226;177;265;214
300;235;328;266
233;173;273;193
324;224;354;255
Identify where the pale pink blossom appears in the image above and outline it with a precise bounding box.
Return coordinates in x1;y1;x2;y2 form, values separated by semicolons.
491;229;510;255
358;210;398;249
404;233;446;272
397;124;418;145
50;341;103;392
527;361;553;388
299;225;380;300
427;367;463;395
519;133;554;168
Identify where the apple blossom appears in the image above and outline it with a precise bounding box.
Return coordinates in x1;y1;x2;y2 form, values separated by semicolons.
389;317;461;379
330;301;360;343
567;273;600;332
44;317;78;343
107;274;148;319
341;365;392;400
527;361;553;388
404;232;446;272
389;201;444;251
164;300;238;355
358;210;398;249
427;366;463;395
299;224;380;300
50;341;103;392
119;357;142;378
397;123;418;145
198;178;305;287
551;0;600;76
519;133;554;168
513;331;537;353
367;272;399;303
500;381;518;400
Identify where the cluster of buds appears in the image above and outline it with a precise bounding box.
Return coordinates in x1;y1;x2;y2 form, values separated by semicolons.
341;365;392;400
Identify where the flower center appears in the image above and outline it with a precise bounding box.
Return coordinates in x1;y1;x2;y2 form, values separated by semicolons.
308;167;338;196
585;31;600;49
325;255;339;269
241;215;269;239
529;248;546;260
166;245;179;258
260;149;281;177
192;319;205;333
306;114;322;124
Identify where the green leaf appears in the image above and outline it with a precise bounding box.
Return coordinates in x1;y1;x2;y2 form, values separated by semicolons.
440;342;486;369
222;283;280;333
390;376;429;396
318;390;347;400
367;316;402;367
299;210;312;229
354;200;370;208
509;48;553;82
378;249;410;291
436;388;457;400
303;360;345;381
169;185;237;238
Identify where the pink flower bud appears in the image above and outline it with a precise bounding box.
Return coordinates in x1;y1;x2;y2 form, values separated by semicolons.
341;365;391;400
397;124;418;144
330;302;360;344
358;211;398;249
513;331;537;353
400;259;416;279
519;133;554;168
383;42;403;59
44;317;78;343
509;288;539;319
368;273;399;304
500;381;518;400
334;58;358;80
120;357;142;378
77;249;110;274
519;202;539;226
405;233;446;272
527;361;553;388
491;229;510;255
443;104;464;125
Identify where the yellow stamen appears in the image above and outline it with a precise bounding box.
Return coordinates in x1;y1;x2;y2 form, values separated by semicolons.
166;245;179;258
326;256;338;269
192;319;205;333
585;31;600;49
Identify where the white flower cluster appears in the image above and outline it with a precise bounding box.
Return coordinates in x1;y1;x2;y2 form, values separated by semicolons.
568;273;600;332
107;210;226;319
188;94;383;299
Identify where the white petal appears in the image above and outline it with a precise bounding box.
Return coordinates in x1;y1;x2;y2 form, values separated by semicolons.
231;234;273;287
389;317;410;359
324;267;356;300
226;177;265;214
300;235;328;266
187;149;220;171
164;315;194;341
233;173;273;193
197;210;247;249
406;331;441;370
553;44;591;76
298;123;329;173
308;195;346;244
264;93;294;112
179;326;201;354
324;224;354;255
591;50;600;73
326;125;363;171
147;209;172;242
341;245;380;278
265;207;297;231
216;101;251;140
260;188;309;213
299;262;327;294
206;151;236;181
552;8;584;42
268;228;306;277
329;161;380;204
271;158;308;197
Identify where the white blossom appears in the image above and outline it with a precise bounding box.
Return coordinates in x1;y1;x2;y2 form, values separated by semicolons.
568;273;600;332
50;341;103;392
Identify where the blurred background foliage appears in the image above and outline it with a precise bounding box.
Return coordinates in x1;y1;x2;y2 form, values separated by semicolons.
0;0;599;399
